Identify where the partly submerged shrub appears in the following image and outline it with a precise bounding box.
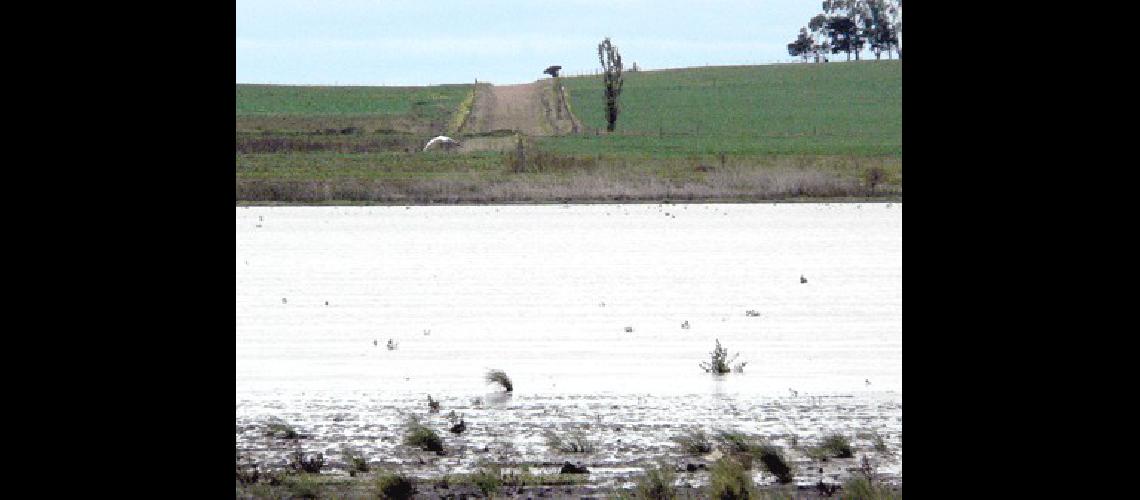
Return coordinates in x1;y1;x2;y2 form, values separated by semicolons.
820;434;854;459
341;447;369;476
673;429;713;455
708;456;757;499
754;445;794;484
636;463;677;500
716;430;753;454
264;419;299;440
699;339;747;374
404;419;444;452
375;472;416;500
288;447;324;474
486;369;513;392
545;430;596;453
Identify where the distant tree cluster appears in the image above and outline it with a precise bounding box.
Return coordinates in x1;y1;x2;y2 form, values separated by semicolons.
788;0;901;63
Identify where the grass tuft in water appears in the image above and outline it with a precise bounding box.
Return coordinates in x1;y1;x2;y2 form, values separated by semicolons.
544;430;596;453
485;369;513;392
403;417;444;452
673;429;714;455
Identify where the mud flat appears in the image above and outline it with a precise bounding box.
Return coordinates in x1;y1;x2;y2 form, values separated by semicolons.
237;390;901;495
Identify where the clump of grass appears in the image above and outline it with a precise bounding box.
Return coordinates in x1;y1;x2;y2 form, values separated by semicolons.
341;446;369;477
264;419;299;439
283;473;321;499
673;429;713;455
820;434;854;458
545;430;596;453
403;418;444;452
754;445;794;484
864;166;887;194
235;453;261;485
715;430;753;454
472;464;503;497
288;448;325;474
843;457;899;500
857;431;890;455
708;456;757;499
636;462;677;500
699;339;747;374
485;369;513;392
375;472;416;500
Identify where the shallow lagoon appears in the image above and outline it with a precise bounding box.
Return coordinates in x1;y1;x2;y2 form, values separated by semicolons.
236;203;902;484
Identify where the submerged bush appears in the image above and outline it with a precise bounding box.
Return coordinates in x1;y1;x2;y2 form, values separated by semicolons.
264;419;299;440
375;472;416;500
404;419;444;452
820;434;854;458
486;369;513;392
545;430;596;453
288;450;324;474
636;463;677;500
699;339;747;374
673;429;713;455
754;445;794;484
708;456;757;499
341;447;369;476
716;430;753;454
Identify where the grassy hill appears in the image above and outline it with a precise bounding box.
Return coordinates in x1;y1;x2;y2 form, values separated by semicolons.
236;84;472;136
235;62;901;204
553;61;901;156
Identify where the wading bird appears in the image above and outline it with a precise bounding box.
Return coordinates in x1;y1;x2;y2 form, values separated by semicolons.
422;135;461;152
450;418;466;434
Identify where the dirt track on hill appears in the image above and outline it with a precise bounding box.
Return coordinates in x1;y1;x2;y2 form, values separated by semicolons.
464;81;580;141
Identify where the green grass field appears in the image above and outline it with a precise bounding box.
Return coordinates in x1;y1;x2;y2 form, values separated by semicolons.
236;84;472;134
236;61;901;204
554;61;900;156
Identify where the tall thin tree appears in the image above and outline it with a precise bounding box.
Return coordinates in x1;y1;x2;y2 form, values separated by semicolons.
597;37;624;132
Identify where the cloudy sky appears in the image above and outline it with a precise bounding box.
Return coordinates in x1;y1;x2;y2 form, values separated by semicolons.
237;0;829;86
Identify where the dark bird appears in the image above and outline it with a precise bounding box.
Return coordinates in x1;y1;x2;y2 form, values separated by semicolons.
427;395;440;412
449;419;466;435
800;275;808;284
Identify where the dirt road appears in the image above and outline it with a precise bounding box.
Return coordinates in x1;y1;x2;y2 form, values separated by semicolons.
464;81;580;138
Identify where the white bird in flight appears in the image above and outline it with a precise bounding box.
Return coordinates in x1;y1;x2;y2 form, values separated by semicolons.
423;135;461;152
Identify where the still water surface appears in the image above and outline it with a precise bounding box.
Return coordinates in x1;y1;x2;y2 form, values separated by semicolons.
236;203;900;398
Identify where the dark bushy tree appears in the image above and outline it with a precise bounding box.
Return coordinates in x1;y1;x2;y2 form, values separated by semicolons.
787;28;816;62
597;37;624;132
826;17;861;61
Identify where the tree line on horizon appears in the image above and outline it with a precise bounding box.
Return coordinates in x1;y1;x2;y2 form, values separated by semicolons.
788;0;901;63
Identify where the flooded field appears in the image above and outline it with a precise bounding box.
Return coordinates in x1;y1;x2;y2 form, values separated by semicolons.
236;203;902;491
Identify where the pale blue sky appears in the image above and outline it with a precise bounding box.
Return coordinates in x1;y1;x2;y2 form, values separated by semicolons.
237;1;834;86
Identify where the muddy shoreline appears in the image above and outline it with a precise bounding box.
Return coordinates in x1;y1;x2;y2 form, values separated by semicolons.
237;391;901;498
